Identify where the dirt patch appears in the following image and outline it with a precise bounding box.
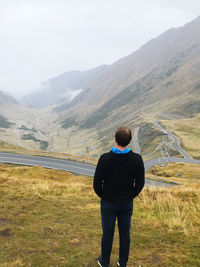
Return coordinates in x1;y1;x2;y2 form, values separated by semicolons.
0;218;12;225
152;254;162;264
0;228;14;236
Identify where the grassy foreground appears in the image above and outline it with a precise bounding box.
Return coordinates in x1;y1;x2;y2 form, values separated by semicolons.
0;164;200;267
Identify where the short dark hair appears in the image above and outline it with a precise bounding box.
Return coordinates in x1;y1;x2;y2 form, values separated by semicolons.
115;126;132;147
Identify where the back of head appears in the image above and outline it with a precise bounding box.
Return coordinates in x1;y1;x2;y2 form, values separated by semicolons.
115;126;132;147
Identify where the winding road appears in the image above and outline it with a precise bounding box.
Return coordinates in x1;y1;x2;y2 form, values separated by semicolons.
1;152;200;187
153;121;192;159
144;156;200;169
0;152;95;177
1;122;200;187
133;122;200;169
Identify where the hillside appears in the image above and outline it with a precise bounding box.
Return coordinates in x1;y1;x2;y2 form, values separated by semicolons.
0;90;53;152
53;16;200;121
46;16;200;157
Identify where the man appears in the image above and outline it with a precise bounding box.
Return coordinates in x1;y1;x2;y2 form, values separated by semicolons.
93;126;145;267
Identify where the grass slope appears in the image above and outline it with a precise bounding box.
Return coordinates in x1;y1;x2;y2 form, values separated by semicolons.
0;140;23;150
148;162;200;183
21;134;49;150
0;115;14;128
0;164;200;267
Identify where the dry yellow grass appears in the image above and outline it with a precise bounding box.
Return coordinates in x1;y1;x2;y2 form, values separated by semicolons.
0;164;200;266
139;184;200;235
148;162;200;183
0;140;24;150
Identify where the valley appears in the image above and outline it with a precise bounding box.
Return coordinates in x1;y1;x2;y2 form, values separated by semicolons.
0;96;200;163
1;16;200;162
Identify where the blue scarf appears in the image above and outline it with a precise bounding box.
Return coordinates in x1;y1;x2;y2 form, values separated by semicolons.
111;147;131;154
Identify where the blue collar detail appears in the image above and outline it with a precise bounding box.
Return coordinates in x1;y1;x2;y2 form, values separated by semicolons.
111;147;131;154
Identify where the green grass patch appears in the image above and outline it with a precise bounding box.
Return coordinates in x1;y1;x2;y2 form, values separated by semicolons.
60;117;77;129
194;83;200;90
21;134;49;151
0;115;14;128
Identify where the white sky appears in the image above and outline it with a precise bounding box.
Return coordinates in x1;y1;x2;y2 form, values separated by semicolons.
0;0;200;98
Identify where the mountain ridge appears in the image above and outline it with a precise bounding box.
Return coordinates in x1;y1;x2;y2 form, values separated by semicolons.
21;64;109;108
52;15;200;124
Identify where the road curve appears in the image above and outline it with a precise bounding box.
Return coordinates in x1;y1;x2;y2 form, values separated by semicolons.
145;157;200;170
0;152;95;177
153;121;192;159
0;152;175;187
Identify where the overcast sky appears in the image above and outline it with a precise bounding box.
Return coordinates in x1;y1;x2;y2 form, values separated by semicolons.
0;0;200;98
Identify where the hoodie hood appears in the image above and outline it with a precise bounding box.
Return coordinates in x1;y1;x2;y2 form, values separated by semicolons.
111;147;131;154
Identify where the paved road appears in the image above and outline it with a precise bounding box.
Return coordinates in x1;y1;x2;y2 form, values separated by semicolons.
0;152;174;187
153;121;192;159
0;152;95;177
1;151;200;187
145;157;200;170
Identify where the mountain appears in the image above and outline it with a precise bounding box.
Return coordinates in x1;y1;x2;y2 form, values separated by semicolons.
2;16;200;158
53;16;200;124
42;15;200;157
21;65;109;108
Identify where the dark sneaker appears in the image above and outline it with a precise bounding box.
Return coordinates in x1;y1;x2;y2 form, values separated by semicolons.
117;260;126;267
97;256;108;267
97;256;103;267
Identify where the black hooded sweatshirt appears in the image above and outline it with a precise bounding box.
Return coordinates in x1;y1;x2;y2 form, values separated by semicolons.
93;150;145;203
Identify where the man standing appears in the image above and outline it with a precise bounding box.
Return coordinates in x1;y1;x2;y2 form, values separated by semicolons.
93;126;145;267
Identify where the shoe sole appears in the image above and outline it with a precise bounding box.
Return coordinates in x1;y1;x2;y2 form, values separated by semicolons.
97;259;103;267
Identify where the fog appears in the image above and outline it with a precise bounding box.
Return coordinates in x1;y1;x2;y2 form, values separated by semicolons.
0;0;200;99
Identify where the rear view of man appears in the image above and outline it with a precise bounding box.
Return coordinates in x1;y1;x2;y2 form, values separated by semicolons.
93;126;145;267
